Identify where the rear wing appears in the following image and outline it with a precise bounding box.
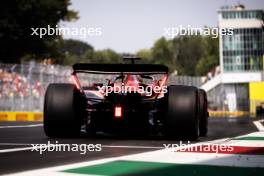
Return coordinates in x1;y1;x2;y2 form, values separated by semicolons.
72;64;168;74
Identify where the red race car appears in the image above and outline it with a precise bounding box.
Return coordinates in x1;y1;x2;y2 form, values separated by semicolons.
44;58;208;140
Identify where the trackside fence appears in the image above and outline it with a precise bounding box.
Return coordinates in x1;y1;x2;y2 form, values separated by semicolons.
0;62;202;111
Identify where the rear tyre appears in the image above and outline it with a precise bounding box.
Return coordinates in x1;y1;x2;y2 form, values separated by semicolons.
44;83;82;137
198;89;208;136
165;85;199;140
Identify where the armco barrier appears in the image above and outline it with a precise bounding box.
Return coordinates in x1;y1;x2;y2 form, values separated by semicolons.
0;112;43;121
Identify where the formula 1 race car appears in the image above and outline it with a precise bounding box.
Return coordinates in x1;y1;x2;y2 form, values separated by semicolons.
44;59;208;140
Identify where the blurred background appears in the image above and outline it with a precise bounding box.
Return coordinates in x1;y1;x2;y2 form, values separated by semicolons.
0;0;264;116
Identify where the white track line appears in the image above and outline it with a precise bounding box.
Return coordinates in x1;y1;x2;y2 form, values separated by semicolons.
0;124;43;129
0;143;32;146
0;144;163;154
0;145;52;153
0;147;35;153
253;119;264;131
102;145;163;149
0;138;233;154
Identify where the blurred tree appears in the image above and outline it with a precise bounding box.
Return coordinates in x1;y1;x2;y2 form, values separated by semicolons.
171;35;219;76
195;36;219;75
60;39;93;57
136;49;152;63
195;55;218;75
151;37;175;72
0;0;78;63
88;49;122;63
57;39;94;64
171;36;206;75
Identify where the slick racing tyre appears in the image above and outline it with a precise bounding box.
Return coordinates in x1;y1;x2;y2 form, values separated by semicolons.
165;85;199;140
44;83;82;137
198;89;208;136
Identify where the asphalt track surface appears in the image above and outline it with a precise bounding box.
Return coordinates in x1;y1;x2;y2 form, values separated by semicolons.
0;116;261;175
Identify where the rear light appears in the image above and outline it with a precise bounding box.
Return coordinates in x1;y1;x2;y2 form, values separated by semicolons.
71;75;81;90
114;106;122;118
